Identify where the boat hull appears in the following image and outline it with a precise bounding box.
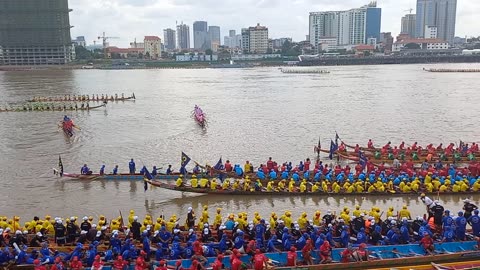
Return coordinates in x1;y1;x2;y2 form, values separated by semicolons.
145;179;480;196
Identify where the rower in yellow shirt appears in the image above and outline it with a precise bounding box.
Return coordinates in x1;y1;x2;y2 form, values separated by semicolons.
299;180;307;193
322;181;329;192
313;211;321;226
244;161;251;173
387;207;395;218
398;205;411;219
222;179;230;189
283;211;293;228
439;184;448;192
312;182;320;192
353;205;362;217
213;208;222;229
202;205;209;224
232;179;240;190
266;181;274;191
333;182;341;193
278;180;286;190
288;180;295;192
176;176;184;187
270;212;278;227
473;180;480;192
191;176;199;188
297;212;308;229
452;183;460;192
199;177;209;188
356;182;365;193
210;179;218;190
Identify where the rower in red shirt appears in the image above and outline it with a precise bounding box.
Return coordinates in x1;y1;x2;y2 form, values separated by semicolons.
436;143;443;151
302;239;314;265
419;233;434;255
253;249;268;270
262;165;269;175
354;144;360;153
345;165;351;175
411;142;418;151
212;254;224;270
334;165;341;176
399;141;405;150
224;160;232;172
366;162;374;174
267;157;274;171
231;253;242;270
392;146;399;156
304;158;311;172
355;163;363;176
406;147;412;157
367;139;374;149
286;247;297;267
383;141;391;150
319;241;332;264
377;162;385;173
70;257;83;270
156;260;168;270
338;142;346;152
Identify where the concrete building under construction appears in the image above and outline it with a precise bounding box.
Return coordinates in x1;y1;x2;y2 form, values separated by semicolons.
0;0;74;65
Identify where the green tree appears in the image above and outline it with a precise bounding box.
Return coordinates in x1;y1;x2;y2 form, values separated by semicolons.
266;48;273;54
74;46;92;60
205;49;213;56
145;52;150;59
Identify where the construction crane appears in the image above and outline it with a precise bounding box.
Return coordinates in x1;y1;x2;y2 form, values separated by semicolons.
404;8;413;14
98;32;119;59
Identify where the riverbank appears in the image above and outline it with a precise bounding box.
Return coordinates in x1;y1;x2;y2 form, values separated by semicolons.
1;54;479;71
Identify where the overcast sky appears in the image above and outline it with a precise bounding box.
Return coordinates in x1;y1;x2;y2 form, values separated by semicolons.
70;0;479;47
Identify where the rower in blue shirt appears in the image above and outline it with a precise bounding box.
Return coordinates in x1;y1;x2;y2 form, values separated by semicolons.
269;170;277;180
193;164;201;174
99;165;105;175
129;159;136;174
152;166;158;176
81;164;91;175
112;165;119;175
166;165;172;175
281;170;289;180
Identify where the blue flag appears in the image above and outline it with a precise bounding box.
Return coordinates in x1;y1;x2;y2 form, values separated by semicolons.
181;152;191;168
359;151;367;169
329;140;338;160
143;166;153;180
214;157;223;170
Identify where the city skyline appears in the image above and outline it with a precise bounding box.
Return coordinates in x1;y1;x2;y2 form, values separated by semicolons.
69;0;479;47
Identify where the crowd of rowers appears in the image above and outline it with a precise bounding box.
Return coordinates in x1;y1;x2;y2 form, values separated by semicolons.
6;102;100;112
172;159;480;194
0;198;479;269
30;93;131;102
343;140;479;161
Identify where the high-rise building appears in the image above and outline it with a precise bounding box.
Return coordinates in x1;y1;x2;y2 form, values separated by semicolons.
401;14;417;38
72;36;86;47
229;30;236;37
416;0;457;43
193;21;208;50
365;3;381;42
241;23;269;54
208;26;221;50
163;28;176;51
176;23;190;50
309;2;381;47
0;0;73;65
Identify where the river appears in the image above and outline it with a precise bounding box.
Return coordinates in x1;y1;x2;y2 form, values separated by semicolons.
0;63;479;222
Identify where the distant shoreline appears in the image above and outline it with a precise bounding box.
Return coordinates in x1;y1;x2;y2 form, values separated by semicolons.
1;55;479;71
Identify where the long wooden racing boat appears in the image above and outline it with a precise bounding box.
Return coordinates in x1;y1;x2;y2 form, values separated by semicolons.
161;241;480;270
27;93;136;102
318;147;476;164
0;103;106;113
343;142;458;155
336;151;472;165
144;179;479;196
193;105;206;127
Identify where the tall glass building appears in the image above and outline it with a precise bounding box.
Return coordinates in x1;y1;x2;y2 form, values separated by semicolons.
193;21;208;50
366;5;382;42
0;0;74;65
416;0;457;43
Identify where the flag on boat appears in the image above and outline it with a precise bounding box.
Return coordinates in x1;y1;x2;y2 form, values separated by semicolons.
143;166;153;180
335;132;340;145
214;157;223;170
328;140;338;160
181;152;191;168
359;151;368;169
143;166;153;192
58;155;64;177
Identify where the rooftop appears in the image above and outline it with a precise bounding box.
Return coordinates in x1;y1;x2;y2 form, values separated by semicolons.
144;36;161;41
395;38;446;44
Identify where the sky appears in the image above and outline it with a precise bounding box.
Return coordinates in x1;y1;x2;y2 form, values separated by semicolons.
70;0;480;47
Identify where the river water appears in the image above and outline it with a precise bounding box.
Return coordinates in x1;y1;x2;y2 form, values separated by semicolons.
0;63;479;223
